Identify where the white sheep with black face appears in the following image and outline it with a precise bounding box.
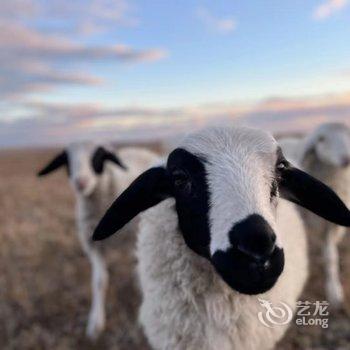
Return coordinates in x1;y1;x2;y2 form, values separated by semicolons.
280;122;350;309
93;126;350;350
37;141;158;340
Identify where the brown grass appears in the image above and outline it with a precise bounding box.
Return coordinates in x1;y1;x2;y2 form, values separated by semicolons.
0;149;349;350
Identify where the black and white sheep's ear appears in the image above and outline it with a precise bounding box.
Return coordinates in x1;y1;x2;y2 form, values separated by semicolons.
279;163;350;227
92;166;173;241
37;151;68;176
93;147;127;173
104;150;127;170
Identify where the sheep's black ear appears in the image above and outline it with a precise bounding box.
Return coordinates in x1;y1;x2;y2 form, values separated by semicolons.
92;147;127;174
103;149;127;170
37;151;68;176
92;167;172;241
279;165;350;227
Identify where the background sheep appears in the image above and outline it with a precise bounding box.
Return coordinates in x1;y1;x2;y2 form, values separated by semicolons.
279;122;350;309
37;141;159;339
93;126;350;350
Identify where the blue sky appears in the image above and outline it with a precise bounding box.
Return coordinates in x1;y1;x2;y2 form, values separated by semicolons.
1;0;350;147
106;0;350;105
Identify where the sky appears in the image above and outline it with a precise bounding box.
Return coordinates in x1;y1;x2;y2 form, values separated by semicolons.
1;0;350;147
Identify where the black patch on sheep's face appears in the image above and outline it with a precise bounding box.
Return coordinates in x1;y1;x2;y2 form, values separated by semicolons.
92;147;212;257
167;149;211;258
91;147;127;175
212;245;284;295
37;150;70;176
212;215;284;295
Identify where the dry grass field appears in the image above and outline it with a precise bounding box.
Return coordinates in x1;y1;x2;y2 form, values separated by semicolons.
0;148;349;350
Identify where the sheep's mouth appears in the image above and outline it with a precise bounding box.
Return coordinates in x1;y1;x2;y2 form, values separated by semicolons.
211;247;285;295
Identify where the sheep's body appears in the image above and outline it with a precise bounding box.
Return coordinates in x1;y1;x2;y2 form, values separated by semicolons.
301;151;350;232
279;123;350;308
298;146;350;307
136;197;308;349
74;146;159;338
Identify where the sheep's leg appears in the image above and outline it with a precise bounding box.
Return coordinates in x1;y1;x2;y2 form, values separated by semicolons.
86;249;109;340
76;211;109;340
324;225;346;309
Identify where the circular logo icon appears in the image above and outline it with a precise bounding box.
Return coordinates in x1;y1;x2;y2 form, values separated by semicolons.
258;298;293;328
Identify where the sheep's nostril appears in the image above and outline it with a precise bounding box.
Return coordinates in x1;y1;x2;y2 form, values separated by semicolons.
263;260;271;270
250;259;272;274
259;259;271;272
236;233;277;262
237;243;276;263
75;178;88;191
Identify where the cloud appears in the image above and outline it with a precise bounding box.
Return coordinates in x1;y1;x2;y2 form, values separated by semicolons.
241;94;350;133
0;60;103;98
0;21;167;63
196;7;237;34
0;0;138;33
45;0;139;33
313;0;348;20
1;91;350;148
0;2;167;100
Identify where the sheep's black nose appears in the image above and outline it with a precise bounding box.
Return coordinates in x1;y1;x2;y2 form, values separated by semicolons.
211;215;284;295
229;214;277;262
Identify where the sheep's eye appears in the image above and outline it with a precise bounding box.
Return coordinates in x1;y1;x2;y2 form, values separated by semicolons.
172;170;191;192
319;136;325;143
276;148;289;172
276;160;288;171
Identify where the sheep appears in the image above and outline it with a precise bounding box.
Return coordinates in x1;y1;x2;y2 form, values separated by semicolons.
280;122;350;309
37;141;159;340
92;126;350;350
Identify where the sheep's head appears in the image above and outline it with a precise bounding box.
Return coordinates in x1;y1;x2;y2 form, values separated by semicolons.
37;142;127;197
93;126;350;295
305;123;350;168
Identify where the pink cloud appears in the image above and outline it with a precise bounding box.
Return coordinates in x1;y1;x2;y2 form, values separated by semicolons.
0;22;167;62
313;0;348;20
0;19;167;99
